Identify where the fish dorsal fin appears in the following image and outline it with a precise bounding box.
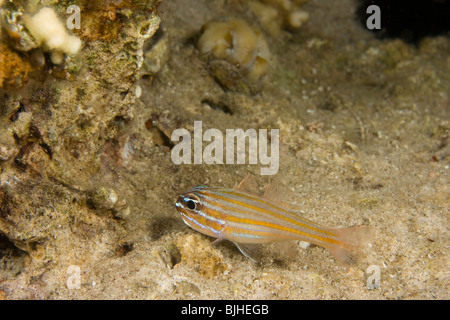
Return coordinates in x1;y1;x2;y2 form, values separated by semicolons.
263;175;303;211
234;174;260;195
193;184;209;190
233;242;261;263
263;175;286;200
237;174;305;214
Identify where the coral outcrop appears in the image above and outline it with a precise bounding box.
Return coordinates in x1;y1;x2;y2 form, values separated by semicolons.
0;0;161;294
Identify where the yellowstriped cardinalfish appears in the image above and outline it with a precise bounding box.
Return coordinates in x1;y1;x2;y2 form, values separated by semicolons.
175;175;375;267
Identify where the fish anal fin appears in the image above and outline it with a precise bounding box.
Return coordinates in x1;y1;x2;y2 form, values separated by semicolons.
328;244;359;267
327;226;376;268
233;242;261;263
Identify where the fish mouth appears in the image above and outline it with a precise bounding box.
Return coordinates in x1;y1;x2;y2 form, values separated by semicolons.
175;194;184;212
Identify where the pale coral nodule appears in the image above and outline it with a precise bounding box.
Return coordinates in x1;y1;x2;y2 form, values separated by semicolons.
24;7;82;56
197;18;270;83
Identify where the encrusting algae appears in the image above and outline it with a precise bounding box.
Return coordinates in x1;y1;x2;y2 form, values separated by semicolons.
73;0;162;42
0;43;31;88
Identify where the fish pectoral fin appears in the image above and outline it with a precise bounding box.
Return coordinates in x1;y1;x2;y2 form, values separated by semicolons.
211;225;228;246
233;242;261;263
211;237;224;246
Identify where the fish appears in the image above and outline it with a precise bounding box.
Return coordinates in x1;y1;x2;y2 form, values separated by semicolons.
175;175;375;267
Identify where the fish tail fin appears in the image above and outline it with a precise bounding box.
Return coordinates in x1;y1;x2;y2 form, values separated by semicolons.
327;226;376;267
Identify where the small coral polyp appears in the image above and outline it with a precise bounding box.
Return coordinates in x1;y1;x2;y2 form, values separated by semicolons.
197;18;270;92
23;7;81;64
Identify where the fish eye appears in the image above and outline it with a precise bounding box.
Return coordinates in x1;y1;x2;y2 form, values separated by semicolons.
187;199;196;210
185;197;198;211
